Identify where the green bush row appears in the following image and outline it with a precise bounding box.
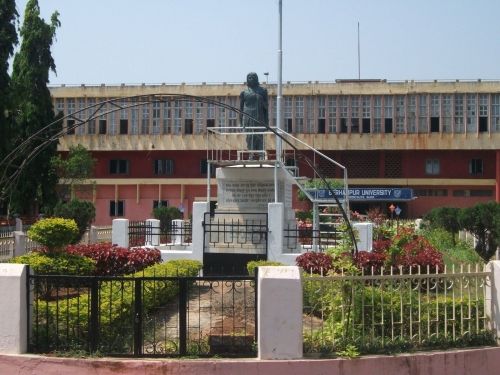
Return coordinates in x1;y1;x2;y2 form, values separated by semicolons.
32;259;202;353
303;275;494;355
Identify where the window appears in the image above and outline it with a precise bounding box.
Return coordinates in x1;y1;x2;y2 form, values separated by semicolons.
425;159;440;175
185;119;193;134
109;159;129;174
153;159;174;175
414;189;448;197
119;119;128;134
99;119;107;134
469;159;483;175
153;200;169;208
66;119;75;135
109;200;124;216
88;119;96;135
200;159;215;176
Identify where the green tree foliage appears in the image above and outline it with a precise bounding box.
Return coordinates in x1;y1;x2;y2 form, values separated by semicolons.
0;0;18;161
9;0;61;215
152;206;182;232
458;202;500;262
53;199;96;242
425;206;461;245
51;144;96;199
27;217;78;253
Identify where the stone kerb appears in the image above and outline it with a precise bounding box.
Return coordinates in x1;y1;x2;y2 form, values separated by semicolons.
258;266;303;359
0;264;28;354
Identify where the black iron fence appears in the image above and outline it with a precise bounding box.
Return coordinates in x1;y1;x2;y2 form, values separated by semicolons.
29;274;256;357
129;220;192;247
203;212;267;254
283;222;342;253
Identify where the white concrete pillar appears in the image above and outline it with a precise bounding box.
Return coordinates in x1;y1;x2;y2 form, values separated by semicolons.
145;219;160;247
14;231;26;257
353;222;373;252
268;203;284;262
112;218;129;248
191;202;209;263
172;219;185;245
0;264;29;354
486;261;500;342
15;218;22;232
89;226;98;244
258;266;303;359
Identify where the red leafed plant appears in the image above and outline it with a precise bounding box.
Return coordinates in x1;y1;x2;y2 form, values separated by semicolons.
396;236;444;273
66;242;161;276
372;239;392;253
353;251;387;274
296;252;333;274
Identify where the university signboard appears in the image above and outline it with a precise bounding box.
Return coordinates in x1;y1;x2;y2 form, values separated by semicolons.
310;187;414;201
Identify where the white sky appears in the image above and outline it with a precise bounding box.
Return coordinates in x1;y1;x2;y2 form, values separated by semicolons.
14;0;500;85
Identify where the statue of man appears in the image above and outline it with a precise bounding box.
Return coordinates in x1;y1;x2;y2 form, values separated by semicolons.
239;72;268;159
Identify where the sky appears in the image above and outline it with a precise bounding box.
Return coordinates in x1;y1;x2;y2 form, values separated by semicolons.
13;0;500;85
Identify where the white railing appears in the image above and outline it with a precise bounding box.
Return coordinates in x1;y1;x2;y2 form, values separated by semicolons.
96;226;112;243
303;264;491;354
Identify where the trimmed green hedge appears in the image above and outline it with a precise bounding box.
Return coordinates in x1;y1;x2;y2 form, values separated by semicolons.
33;259;202;353
10;251;95;275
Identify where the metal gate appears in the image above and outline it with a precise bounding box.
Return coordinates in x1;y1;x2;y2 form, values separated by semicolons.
203;212;268;275
28;274;257;357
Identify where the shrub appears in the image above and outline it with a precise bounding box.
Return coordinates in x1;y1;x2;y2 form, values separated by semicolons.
352;251;387;274
53;199;96;242
246;260;284;275
397;236;444;273
10;251;95;275
372;239;392;253
152;206;182;232
36;259;202;353
66;242;161;276
27;218;79;252
296;252;333;274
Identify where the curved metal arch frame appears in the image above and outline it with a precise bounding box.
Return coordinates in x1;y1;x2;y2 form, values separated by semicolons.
0;93;358;254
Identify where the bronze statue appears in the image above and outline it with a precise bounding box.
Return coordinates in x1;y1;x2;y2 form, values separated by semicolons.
239;72;268;159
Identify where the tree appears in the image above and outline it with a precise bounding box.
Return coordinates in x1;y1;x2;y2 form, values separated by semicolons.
53;199;96;243
458;202;500;261
152;206;182;232
9;0;60;216
0;0;18;210
425;206;461;245
51;144;96;200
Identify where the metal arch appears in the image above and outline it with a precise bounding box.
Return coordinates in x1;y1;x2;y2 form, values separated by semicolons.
0;93;358;255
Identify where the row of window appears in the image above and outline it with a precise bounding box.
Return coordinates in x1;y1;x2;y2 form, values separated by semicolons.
110;200;169;216
425;158;483;176
108;158;485;177
57;93;500;136
414;189;493;197
109;159;212;176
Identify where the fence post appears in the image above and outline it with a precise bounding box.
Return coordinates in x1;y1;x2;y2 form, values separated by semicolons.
486;261;500;342
0;264;29;353
89;226;98;244
133;279;143;356
14;231;26;257
172;219;185;245
268;203;284;262
257;266;303;359
89;278;99;353
191;202;209;263
15;218;22;232
112;218;129;248
178;278;188;356
145;219;160;246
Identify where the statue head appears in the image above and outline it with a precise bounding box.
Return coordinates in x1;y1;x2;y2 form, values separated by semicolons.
246;72;259;88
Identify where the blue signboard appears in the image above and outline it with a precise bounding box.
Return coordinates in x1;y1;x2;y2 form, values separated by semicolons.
310;187;414;201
